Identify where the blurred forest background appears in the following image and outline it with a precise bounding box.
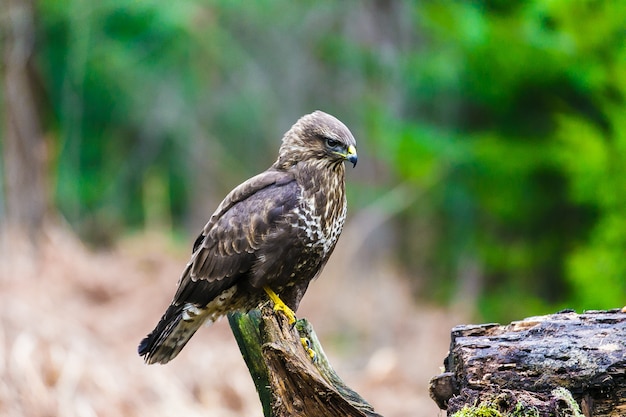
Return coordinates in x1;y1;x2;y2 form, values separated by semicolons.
1;1;625;416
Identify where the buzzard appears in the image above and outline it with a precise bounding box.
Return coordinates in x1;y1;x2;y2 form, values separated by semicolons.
139;110;357;364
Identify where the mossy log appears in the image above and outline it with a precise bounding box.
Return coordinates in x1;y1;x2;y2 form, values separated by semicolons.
228;305;382;417
429;309;626;416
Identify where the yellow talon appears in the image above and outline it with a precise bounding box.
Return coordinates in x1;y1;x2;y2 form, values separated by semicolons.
300;337;317;361
264;286;296;325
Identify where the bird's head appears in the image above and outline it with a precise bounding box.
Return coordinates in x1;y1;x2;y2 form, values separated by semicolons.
276;111;357;170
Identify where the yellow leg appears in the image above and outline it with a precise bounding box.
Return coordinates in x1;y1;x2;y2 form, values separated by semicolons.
264;286;296;325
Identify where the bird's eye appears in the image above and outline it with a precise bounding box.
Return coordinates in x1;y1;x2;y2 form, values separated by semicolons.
326;138;340;148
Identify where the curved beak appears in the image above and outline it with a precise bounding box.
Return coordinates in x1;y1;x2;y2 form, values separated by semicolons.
346;145;358;168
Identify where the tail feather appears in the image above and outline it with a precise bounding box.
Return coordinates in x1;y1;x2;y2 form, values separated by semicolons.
138;303;207;364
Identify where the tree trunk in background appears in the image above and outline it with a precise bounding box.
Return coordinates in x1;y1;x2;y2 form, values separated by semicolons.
2;0;49;244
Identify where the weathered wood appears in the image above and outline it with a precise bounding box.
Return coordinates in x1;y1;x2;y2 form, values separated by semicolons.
227;309;272;416
229;305;382;417
430;309;626;416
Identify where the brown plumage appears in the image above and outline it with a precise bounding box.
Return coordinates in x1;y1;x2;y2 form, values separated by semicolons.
138;111;357;364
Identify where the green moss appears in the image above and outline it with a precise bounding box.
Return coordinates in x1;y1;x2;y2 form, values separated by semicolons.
452;399;541;417
452;404;502;417
511;401;539;417
450;387;583;416
551;387;584;417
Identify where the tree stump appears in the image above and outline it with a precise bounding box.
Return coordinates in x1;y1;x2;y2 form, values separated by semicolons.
228;305;382;417
429;308;626;416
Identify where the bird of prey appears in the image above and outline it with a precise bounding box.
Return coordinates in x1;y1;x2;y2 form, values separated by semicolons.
139;110;357;364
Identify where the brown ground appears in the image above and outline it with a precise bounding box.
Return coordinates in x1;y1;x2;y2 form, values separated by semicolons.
0;227;464;417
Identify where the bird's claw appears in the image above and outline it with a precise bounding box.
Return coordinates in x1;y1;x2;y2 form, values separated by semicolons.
273;302;297;326
300;337;317;362
264;286;297;326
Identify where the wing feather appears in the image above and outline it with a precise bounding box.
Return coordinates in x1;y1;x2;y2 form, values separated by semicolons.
172;169;299;307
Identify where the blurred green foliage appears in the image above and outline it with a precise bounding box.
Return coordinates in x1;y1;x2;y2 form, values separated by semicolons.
5;0;624;320
391;1;626;319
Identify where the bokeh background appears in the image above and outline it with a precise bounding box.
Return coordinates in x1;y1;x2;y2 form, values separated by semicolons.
1;1;624;416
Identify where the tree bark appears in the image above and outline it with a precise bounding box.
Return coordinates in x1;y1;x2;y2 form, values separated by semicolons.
228;305;383;417
2;0;50;243
429;309;626;416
